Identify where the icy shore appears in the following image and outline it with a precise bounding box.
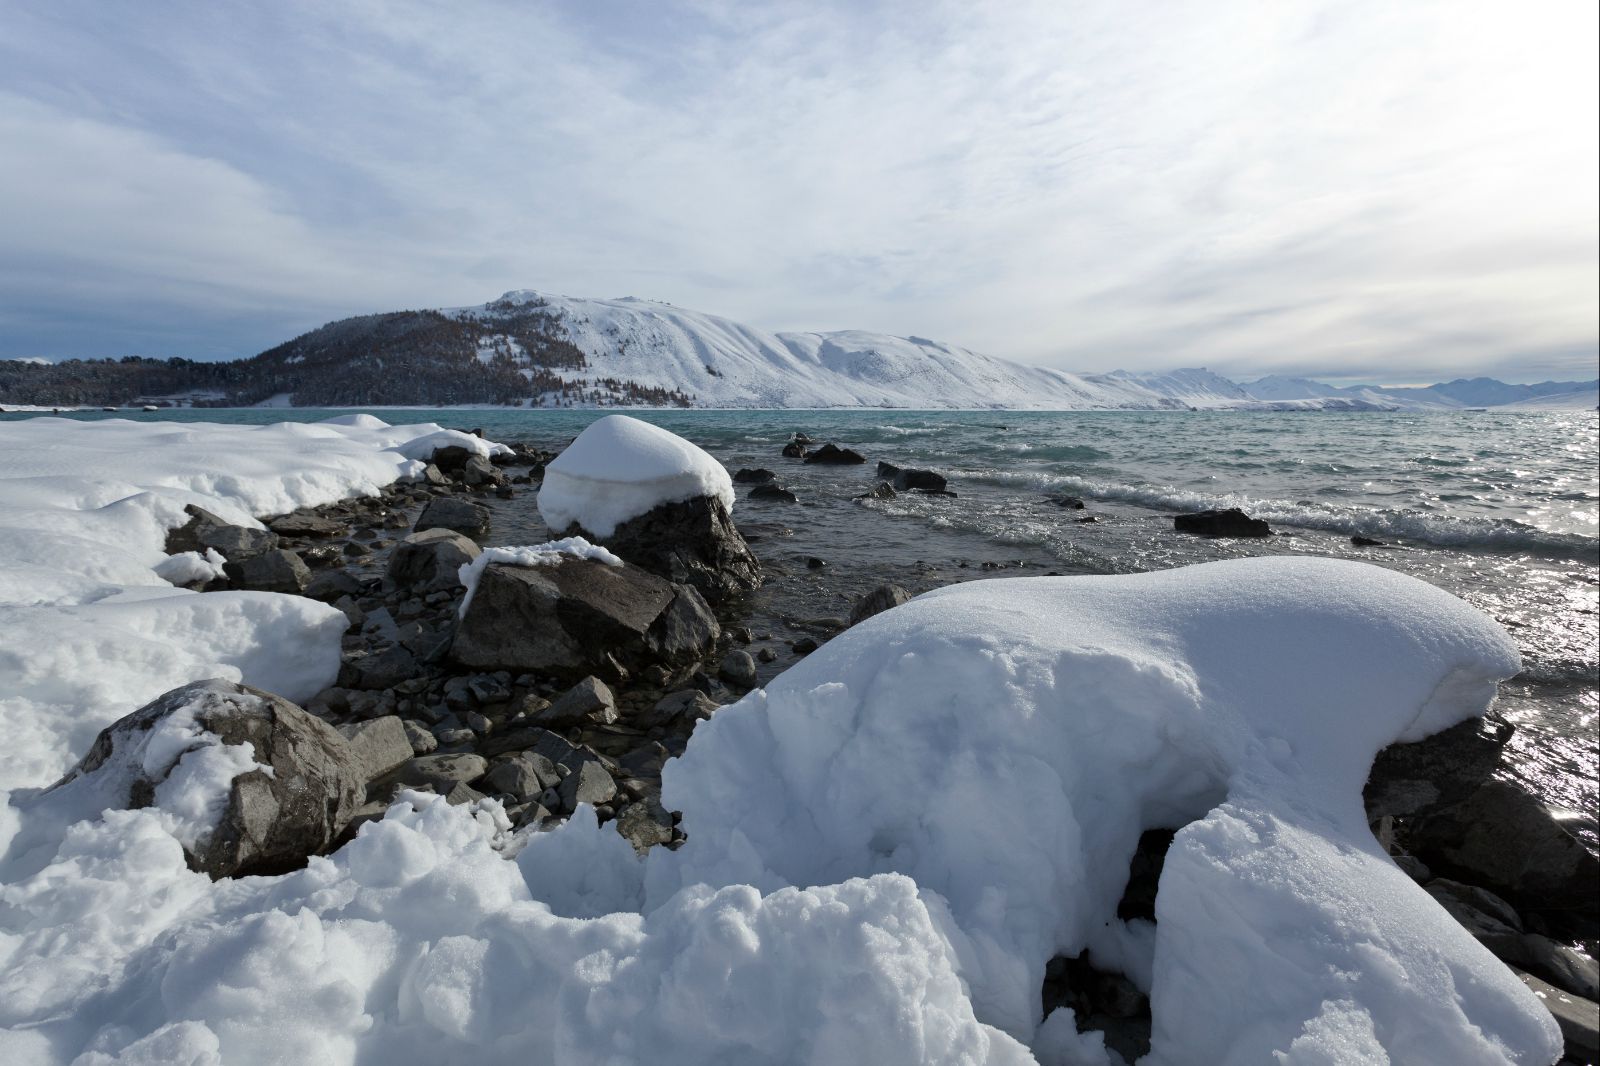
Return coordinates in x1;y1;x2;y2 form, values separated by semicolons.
0;415;1570;1065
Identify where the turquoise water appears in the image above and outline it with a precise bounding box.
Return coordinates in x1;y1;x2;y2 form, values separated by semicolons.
7;406;1596;827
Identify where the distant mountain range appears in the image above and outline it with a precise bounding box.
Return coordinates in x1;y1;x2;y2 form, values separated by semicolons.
2;290;1595;411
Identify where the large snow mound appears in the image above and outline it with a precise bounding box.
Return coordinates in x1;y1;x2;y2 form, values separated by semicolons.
646;557;1559;1064
0;415;487;791
537;414;735;538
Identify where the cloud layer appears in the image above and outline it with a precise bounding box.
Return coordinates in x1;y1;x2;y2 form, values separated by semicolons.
1;0;1595;381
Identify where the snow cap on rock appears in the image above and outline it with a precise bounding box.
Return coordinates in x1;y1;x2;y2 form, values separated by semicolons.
538;415;734;538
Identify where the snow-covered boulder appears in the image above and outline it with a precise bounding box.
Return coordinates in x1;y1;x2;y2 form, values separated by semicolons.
46;679;364;879
538;415;759;602
450;542;719;680
646;556;1561;1064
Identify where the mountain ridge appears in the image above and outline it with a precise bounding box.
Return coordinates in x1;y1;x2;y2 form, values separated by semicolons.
1;289;1594;410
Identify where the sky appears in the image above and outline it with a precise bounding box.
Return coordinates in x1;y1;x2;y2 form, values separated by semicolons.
0;0;1595;384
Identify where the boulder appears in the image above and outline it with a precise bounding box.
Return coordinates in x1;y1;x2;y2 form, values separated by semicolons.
558;760;617;809
855;482;896;501
462;454;503;487
1365;712;1514;819
876;461;901;479
304;569;364;604
733;468;776;484
561;494;760;604
718;649;758;688
165;504;279;560
51;679;364;878
483;752;560;801
781;441;808;459
335;716;414;782
341;645;418;690
223;548;311;595
616;797;675;854
641;689;719;729
803;443;866;465
892;468;947;492
539;676;618;728
1173;508;1271;537
1048;495;1086;510
450;557;719;680
849;583;912;626
430;444;476;472
267;514;348;538
415;497;491;539
1516;972;1600;1064
387;528;480;592
394;753;488;792
749;483;798;504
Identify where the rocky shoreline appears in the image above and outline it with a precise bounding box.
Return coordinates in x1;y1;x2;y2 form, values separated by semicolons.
65;428;1600;1063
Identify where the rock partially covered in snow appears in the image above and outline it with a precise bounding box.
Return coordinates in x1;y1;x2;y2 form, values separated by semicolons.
538;415;758;601
647;556;1559;1063
49;679;364;878
165;503;279;560
450;555;718;680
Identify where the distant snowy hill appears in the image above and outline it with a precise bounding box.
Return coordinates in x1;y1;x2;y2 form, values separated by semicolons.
1241;374;1599;412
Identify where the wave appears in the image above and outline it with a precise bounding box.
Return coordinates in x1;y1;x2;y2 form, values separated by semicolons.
953;468;1599;561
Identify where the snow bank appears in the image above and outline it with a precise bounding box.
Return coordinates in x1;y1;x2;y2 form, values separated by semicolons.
456;538;622;616
0;415;485;791
537;415;734;538
645;556;1559;1063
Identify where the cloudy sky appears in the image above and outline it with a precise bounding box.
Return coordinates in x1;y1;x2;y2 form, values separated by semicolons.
1;0;1595;383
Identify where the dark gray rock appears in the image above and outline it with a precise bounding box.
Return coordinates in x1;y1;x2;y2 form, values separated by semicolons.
430;444;476;472
540;676;618;727
305;568;363;604
559;495;760;604
876;461;901;479
223;548;311;594
1365;712;1514;819
615;797;675;854
336;717;414;783
849;583;912;626
165;504;279;560
415;497;491;539
342;645;418;691
1516;971;1599;1064
462;454;503;487
558;760;617;809
642;689;719;729
387;528;480;592
892;468;947;492
51;679;364;878
855;482;896;501
803;443;865;465
1173;508;1271;537
781;441;808;459
268;514;348;538
749;483;798;503
718;649;758;688
1047;495;1086;509
733;468;776;483
484;752;560;801
1427;878;1524;931
450;557;719;680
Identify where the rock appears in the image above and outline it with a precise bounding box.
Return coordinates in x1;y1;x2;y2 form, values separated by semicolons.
803;443;866;465
855;482;896;501
806;556;827;569
1426;878;1524;931
403;720;438;755
223;548;311;595
540;676;618;727
892;468;947;492
52;679;364;879
560;495;760;604
165;504;279;560
749;483;799;503
1407;779;1600;938
781;441;808;459
615;797;675;854
558;760;617;809
756;647;777;663
414;497;491;539
395;753;488;792
342;645;418;691
430;444;476;472
718;649;758;687
642;689;719;728
268;514;348;538
450;557;719;680
387;528;481;592
484;752;560;801
733;468;776;483
335;716;414;782
791;636;819;654
1516;971;1600;1063
1351;535;1387;547
1047;495;1086;509
1173;508;1271;537
442;782;488;806
876;461;901;479
462;454;503;487
849;583;912;626
1365;712;1513;819
304;568;363;603
1521;935;1600;1001
418;463;451;487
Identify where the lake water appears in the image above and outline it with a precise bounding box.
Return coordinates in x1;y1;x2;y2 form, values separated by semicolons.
9;406;1596;835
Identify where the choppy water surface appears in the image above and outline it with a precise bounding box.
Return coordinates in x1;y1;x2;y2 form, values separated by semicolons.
15;407;1597;834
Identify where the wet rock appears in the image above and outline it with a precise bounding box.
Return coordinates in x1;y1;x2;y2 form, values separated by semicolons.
1352;535;1388;547
791;636;819;654
223;548;311;595
52;679;364;879
165;504;279;560
733;468;776;483
876;461;901;479
803;443;866;465
335;716;414;782
781;441;808;459
1047;494;1086;509
749;483;799;503
892;468;947;492
855;482;896;501
558;760;617;809
558;495;760;604
268;514;348;538
387;528;480;592
1173;508;1271;537
849;583;912;626
718;649;758;687
414;497;491;539
449;557;719;680
540;676;618;728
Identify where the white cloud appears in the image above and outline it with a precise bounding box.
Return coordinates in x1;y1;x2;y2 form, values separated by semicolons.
0;0;1594;380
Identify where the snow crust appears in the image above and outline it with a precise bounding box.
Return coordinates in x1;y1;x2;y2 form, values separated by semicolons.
0;413;1562;1065
456;538;623;616
537;414;735;537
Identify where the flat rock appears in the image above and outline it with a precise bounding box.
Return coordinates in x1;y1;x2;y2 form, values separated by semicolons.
223;548;311;595
268;513;348;538
1517;970;1600;1063
414;497;491;539
336;716;414;782
558;760;617;809
395;753;488;792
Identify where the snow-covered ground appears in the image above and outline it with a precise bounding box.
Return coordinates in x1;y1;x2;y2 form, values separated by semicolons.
0;416;1563;1064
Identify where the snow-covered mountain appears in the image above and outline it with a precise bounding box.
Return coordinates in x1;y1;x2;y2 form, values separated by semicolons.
1241;374;1599;411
